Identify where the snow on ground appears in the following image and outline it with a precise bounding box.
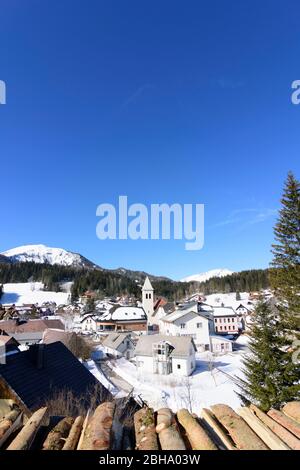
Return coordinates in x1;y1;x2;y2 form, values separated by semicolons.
84;360;127;399
107;337;249;413
1;282;70;306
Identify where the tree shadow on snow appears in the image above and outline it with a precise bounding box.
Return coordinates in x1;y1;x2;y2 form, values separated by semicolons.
193;360;230;374
0;293;20;304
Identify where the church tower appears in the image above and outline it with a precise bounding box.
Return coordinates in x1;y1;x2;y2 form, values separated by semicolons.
142;276;154;320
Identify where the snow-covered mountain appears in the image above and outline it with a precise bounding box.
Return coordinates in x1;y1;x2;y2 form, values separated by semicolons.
180;268;233;283
1;244;99;269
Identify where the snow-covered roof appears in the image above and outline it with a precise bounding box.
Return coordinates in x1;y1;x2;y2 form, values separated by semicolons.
160;307;210;324
160;301;213;324
212;306;237;317
98;306;147;322
209;335;233;343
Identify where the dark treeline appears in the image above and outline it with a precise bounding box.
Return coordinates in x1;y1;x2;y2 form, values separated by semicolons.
71;270;141;300
0;262;83;292
0;261;270;302
197;269;269;295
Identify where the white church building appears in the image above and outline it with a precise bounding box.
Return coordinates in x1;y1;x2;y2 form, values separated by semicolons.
141;276;155;323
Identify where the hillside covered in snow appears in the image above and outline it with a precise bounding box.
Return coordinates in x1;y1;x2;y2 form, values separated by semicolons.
0;282;70;306
1;244;98;269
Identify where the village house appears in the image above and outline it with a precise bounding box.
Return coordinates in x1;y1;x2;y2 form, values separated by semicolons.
135;334;196;377
213;306;239;334
0;318;65;345
159;302;214;352
0;341;106;416
0;330;20;359
159;301;233;353
101;332;136;360
80;306;147;334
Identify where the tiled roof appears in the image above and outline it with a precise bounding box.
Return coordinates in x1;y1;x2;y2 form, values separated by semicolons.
0;342;101;411
0;319;64;334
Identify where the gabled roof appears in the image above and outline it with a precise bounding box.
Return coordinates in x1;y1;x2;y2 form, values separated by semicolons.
42;328;77;349
212;306;237;317
142;276;153;291
0;342;102;412
160;302;213;323
102;332;133;350
135;334;196;358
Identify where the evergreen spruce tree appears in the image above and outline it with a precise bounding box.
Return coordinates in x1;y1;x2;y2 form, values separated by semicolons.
236;291;241;301
270;171;300;333
239;300;299;411
239;172;300;410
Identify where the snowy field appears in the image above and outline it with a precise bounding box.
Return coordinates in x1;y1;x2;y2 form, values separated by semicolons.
105;335;249;413
0;282;70;306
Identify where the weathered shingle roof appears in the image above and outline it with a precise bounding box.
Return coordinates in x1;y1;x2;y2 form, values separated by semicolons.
0;342;101;411
0;319;65;334
102;332;132;350
135;334;196;358
42;328;77;348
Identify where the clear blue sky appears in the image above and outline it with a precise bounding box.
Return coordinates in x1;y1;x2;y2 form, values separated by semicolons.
0;1;300;280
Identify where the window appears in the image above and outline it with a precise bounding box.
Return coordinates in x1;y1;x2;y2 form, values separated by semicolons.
219;326;222;331
197;322;203;329
214;318;217;323
149;293;151;299
224;325;227;330
145;293;148;299
177;364;181;369
180;323;186;329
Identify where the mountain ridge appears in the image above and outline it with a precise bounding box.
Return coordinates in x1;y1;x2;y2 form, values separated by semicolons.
180;268;234;283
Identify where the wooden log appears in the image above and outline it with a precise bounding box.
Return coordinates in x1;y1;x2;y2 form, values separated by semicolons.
62;416;84;450
43;417;74;450
282;402;300;424
250;404;300;450
76;410;90;450
201;408;236;450
134;408;158;450
267;409;300;439
7;407;48;450
156;410;186;450
177;408;217;450
0;412;23;449
155;408;173;433
0;409;20;440
237;407;289;450
158;424;186;450
80;402;115;450
210;404;268;450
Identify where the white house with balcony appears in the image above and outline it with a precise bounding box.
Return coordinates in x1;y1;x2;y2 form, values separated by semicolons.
135;334;196;376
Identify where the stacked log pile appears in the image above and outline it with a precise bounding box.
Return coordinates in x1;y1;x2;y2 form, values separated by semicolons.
1;400;300;450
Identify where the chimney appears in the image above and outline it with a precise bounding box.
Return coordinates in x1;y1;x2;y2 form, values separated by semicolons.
29;343;45;369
